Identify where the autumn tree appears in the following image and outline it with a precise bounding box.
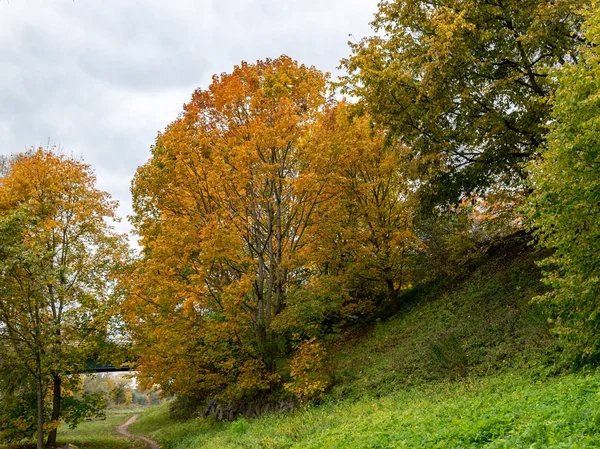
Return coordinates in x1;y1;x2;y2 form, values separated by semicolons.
126;57;334;403
0;149;127;447
342;0;588;209
527;2;600;363
303;103;421;315
332;105;420;311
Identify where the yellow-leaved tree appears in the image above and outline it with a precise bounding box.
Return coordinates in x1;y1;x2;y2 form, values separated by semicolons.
300;103;421;316
0;149;128;447
126;57;336;403
126;60;422;410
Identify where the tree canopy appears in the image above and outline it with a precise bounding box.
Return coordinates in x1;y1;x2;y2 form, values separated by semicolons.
527;2;600;364
127;56;332;401
342;0;588;209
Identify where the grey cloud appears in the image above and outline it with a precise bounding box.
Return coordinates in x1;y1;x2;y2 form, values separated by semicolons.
0;0;379;241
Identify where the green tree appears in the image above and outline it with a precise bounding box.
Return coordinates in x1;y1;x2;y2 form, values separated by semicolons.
0;149;127;447
342;0;588;209
527;3;600;364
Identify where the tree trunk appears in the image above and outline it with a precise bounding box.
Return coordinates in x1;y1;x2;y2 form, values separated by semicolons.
46;374;62;447
36;367;44;449
386;278;398;314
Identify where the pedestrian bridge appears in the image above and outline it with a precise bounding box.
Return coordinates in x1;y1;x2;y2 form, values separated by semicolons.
85;359;133;373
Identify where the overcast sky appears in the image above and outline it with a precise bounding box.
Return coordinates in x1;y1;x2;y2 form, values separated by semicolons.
0;0;379;242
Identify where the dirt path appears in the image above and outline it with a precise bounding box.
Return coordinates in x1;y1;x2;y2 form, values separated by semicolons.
115;414;160;449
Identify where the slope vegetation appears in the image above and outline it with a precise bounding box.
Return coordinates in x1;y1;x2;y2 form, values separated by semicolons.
130;237;594;448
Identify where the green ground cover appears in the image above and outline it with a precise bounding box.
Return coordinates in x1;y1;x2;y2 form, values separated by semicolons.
0;408;145;449
131;371;600;448
56;408;146;449
328;243;557;400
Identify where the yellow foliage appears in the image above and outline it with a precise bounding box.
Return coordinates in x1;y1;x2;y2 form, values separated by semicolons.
126;56;331;400
284;338;329;401
124;391;133;406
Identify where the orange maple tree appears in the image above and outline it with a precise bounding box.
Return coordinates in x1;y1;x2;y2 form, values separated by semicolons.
127;57;335;401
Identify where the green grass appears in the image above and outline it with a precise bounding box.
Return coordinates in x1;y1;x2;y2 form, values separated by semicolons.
129;405;224;448
132;371;600;448
1;408;146;449
329;243;558;400
56;408;147;449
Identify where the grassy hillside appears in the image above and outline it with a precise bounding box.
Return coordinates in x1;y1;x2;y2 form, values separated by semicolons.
126;238;587;448
329;238;558;400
